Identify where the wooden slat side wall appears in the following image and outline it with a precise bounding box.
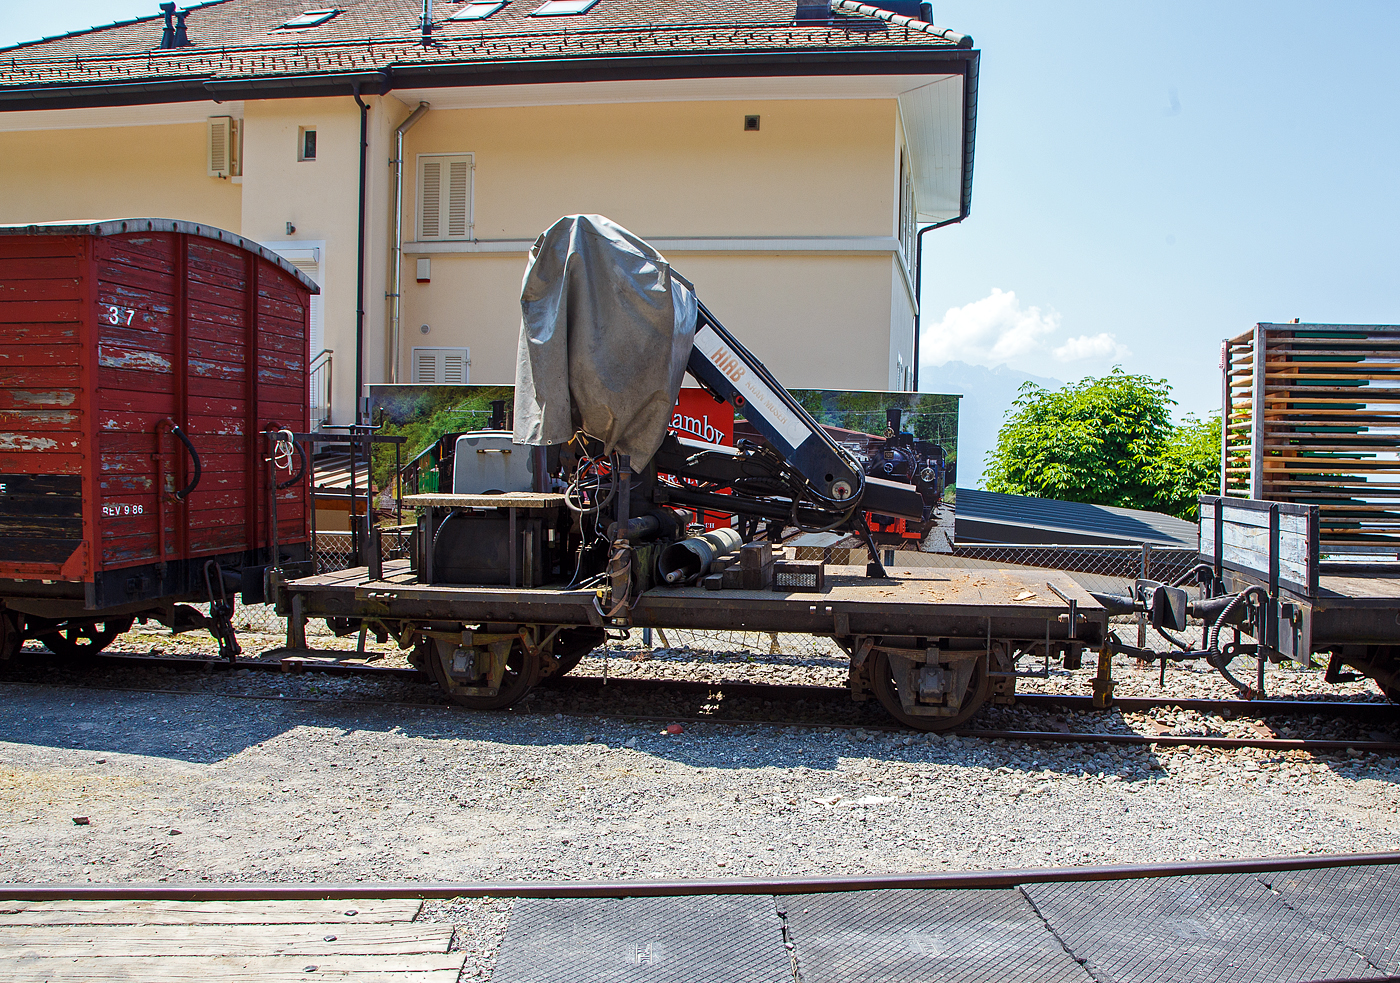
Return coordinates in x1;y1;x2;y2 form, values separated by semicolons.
252;256;311;551
1222;323;1400;550
1199;497;1320;595
0;237;91;578
93;234;179;570
181;236;252;560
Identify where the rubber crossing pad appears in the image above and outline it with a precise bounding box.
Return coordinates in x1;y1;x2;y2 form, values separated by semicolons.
489;894;792;983
1022;872;1386;983
783;888;1093;983
1264;864;1400;974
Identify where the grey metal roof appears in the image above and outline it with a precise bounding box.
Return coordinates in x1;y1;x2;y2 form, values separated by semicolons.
954;487;1198;549
0;218;320;293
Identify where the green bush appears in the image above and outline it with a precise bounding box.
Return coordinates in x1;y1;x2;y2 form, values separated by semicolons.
983;368;1219;520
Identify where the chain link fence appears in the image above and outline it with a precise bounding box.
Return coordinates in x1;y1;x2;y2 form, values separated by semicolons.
947;544;1199;596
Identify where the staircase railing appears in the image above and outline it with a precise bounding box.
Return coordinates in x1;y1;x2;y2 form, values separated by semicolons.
308;348;333;429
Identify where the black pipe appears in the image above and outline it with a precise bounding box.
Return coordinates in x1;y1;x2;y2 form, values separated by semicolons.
351;84;369;425
910;215;964;392
1;851;1394;901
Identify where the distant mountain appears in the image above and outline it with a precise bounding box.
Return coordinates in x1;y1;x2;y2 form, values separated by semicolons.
919;361;1064;489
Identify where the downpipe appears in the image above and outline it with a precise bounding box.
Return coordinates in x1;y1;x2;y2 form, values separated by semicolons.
351;84;369;424
910;215;964;392
389;102;430;383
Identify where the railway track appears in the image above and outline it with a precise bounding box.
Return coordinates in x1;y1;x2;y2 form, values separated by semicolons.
5;648;1397;756
3;850;1398;901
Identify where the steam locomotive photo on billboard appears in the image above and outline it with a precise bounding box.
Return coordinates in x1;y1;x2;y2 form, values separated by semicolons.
734;389;959;551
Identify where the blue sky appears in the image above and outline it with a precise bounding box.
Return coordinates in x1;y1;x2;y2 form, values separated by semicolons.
4;2;1397;424
920;1;1400;420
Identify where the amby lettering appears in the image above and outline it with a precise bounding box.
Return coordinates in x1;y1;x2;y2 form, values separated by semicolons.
669;413;725;445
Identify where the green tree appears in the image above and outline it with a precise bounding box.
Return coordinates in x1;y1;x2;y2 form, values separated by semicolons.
983;369;1219;519
1146;413;1222;519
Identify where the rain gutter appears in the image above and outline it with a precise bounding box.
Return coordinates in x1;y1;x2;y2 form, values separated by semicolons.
0;49;976;112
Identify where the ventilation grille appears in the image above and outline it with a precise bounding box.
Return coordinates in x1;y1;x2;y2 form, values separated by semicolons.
412;347;470;384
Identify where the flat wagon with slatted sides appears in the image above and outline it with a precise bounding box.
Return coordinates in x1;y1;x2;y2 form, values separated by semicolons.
0;219;315;662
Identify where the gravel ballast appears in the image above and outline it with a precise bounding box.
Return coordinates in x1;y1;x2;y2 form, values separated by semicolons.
0;667;1396;887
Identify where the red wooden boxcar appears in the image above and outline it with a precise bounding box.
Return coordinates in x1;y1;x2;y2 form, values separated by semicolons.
0;219;316;656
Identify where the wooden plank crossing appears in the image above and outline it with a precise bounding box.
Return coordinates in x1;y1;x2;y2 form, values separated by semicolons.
4;955;461;982
0;899;422;926
0;897;461;982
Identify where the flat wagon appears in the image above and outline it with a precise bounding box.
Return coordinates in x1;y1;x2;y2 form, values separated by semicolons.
0;219;315;659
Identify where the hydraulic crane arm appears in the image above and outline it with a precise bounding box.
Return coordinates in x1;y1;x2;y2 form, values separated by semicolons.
663;299;926;526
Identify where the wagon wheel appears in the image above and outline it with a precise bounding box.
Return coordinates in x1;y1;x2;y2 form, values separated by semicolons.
426;635;541;710
549;627;605;678
870;649;990;731
36;617;134;660
0;610;23;661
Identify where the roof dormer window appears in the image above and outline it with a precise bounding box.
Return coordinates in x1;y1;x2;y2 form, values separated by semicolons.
447;0;507;20
280;9;340;28
530;0;599;15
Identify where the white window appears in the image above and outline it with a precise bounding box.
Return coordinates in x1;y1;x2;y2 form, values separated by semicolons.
417;153;474;241
448;0;507;20
412;347;471;384
532;0;598;15
281;9;339;28
898;149;917;271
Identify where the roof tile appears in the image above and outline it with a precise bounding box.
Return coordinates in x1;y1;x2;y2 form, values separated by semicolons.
1;0;970;93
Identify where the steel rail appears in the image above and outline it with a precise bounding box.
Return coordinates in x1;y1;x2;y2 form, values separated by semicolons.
7;673;1397;757
5;655;1394;756
952;729;1400;755
66;651;1400;716
1;851;1396;902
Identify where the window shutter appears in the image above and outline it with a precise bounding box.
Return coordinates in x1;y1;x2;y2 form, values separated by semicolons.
208;117;232;177
420;160;442;240
411;347;470;384
447;160;471;238
417;154;473;240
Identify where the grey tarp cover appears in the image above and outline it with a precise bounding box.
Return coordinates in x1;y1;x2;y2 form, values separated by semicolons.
513;215;697;467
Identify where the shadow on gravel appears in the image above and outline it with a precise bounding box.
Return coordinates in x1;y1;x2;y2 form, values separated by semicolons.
0;682;308;764
0;675;1172;785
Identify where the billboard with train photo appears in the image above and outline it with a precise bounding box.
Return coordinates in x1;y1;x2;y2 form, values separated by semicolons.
368;385;957;550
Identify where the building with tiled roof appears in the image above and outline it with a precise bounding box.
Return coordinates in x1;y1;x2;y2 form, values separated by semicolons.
1;0;978;433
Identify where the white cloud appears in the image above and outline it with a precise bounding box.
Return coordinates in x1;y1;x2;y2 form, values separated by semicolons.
1053;333;1131;362
921;288;1129;373
922;288;1058;366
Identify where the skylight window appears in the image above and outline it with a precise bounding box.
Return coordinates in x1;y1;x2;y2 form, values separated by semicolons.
531;0;598;16
448;1;507;21
280;9;340;28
